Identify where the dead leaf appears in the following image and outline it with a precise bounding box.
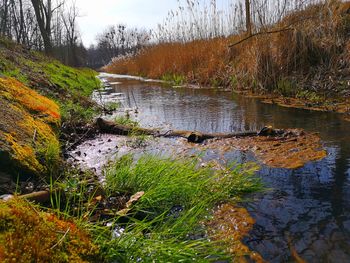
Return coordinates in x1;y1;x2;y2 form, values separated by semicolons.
126;191;145;208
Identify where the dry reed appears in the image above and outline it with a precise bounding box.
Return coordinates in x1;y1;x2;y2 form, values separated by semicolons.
105;1;350;97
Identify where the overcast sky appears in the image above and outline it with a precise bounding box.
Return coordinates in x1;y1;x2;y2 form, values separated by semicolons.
73;0;180;46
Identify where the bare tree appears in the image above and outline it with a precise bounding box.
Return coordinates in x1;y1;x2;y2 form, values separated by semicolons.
245;0;252;36
30;0;63;54
0;0;10;36
61;1;79;65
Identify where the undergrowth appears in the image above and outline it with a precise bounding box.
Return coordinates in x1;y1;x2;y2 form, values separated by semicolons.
0;153;261;262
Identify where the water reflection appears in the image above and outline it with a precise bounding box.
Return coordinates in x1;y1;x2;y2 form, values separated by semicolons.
102;78;350;262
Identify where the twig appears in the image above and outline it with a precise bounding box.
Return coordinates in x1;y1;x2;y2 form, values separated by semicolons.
228;27;293;48
229;16;318;48
50;228;70;250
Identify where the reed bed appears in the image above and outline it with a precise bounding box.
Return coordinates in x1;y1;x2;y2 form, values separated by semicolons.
105;1;350;98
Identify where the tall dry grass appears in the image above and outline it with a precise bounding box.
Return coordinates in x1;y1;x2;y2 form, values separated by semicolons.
105;38;232;86
105;1;350;96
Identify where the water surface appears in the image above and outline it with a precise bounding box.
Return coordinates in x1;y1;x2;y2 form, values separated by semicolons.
96;76;350;262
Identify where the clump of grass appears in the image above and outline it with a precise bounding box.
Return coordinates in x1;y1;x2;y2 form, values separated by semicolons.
114;115;139;127
101;154;261;261
105;101;121;111
59;100;97;123
162;73;186;85
50;168;100;220
276;78;297;97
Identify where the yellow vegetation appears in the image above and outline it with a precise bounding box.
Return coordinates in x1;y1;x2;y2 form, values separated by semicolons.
4;132;44;174
0;78;60;124
0;198;99;262
0;77;61;175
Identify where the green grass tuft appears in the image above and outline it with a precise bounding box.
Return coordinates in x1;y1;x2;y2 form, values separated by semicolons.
100;154;262;262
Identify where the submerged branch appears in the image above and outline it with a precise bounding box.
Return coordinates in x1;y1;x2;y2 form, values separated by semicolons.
95;117;260;143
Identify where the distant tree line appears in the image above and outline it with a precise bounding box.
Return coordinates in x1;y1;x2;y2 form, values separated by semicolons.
0;0;326;68
86;25;150;69
0;0;150;68
0;0;88;66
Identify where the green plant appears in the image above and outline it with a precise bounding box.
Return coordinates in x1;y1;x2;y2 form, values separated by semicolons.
50;168;100;220
114;115;139;127
230;75;238;88
2;68;28;84
276;78;296;97
105;101;121;111
101;154;262;261
38;138;61;176
162;73;186;85
59;100;97;123
296;90;324;104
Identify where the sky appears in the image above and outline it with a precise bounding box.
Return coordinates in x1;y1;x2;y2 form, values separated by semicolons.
73;0;180;46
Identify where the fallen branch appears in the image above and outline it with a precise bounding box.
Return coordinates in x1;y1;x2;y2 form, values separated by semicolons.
95;118;258;143
19;190;52;203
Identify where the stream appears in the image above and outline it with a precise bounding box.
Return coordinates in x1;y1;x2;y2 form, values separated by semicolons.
72;73;350;262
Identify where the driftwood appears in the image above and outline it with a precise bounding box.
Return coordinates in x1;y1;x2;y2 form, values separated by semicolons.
95;118;258;143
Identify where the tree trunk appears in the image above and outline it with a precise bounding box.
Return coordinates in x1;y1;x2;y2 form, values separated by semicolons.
30;0;53;55
245;0;252;36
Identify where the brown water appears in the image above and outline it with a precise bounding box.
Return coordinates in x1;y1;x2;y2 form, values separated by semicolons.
92;75;350;262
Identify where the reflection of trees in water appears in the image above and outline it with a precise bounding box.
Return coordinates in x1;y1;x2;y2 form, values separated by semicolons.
116;83;260;133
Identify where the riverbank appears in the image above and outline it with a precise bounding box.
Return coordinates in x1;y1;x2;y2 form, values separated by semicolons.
0;39;265;261
104;1;350;118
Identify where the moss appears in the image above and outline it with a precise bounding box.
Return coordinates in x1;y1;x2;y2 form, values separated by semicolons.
42;61;100;97
0;78;60;124
0;198;99;262
0;77;61;177
4;133;44;174
0;38;101;122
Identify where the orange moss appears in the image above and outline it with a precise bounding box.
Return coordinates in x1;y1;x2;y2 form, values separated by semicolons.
206;203;265;262
0;198;99;262
0;78;60;124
